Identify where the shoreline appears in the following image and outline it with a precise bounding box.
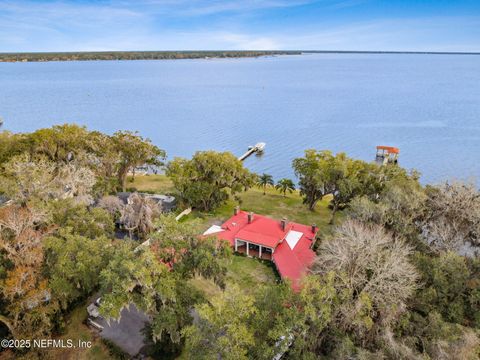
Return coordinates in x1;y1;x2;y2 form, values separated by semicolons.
1;50;479;63
0;50;301;63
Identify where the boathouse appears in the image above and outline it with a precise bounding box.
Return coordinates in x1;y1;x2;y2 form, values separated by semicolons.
203;209;317;288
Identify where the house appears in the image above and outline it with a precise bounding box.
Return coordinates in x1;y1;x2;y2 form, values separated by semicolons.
116;192;176;212
203;208;318;289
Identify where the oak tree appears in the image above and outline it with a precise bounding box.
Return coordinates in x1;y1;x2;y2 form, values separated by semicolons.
167;151;255;211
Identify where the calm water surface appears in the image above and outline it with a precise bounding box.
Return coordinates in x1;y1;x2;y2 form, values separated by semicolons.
1;54;479;184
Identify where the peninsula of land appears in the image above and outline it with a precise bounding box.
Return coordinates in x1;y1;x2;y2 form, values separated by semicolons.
0;50;301;62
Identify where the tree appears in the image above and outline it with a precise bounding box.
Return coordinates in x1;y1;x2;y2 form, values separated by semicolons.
423;180;480;252
166;151;255;211
111;131;165;192
100;217;232;345
0;200;115;339
397;311;480;359
348;171;426;245
99;243;202;345
0;154;57;205
50;199;114;239
183;283;302;360
120;193;162;239
26;124;90;163
248;284;303;360
326;155;370;224
0;205;57;338
151;215;232;288
53;161;96;205
292;150;331;211
45;229;113;309
413;252;480;326
257;173;274;195
0;155;96;206
292;150;372;220
311;220;418;342
183;285;256;360
0;131;28;166
85;131;121;195
275;178;295;197
287;273;339;359
99;243;175;327
293;150;362;213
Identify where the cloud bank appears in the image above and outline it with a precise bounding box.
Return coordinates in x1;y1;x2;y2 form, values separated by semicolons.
0;0;479;52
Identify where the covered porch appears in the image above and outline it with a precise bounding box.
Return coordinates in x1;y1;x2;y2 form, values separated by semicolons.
235;239;273;261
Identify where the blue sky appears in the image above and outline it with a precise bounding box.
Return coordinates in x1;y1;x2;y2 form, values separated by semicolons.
0;0;479;52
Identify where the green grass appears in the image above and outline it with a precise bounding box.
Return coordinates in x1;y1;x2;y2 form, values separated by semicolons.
225;255;279;291
127;174;175;194
130;174;343;302
130;174;342;237
189;256;278;301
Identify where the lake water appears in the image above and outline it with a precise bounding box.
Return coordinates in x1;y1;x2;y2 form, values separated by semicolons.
1;53;479;184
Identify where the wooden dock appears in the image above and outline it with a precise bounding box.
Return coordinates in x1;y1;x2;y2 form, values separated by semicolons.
238;142;266;161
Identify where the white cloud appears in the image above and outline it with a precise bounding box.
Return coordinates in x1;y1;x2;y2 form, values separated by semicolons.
271;16;480;52
0;1;478;52
173;0;315;16
214;33;279;50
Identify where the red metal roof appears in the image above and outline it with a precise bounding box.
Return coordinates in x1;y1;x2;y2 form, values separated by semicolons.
214;211;317;289
376;145;400;154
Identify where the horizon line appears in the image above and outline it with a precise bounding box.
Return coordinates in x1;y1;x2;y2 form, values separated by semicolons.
1;50;480;55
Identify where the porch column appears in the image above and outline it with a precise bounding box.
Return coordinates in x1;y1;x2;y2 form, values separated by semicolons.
259;246;262;259
246;242;249;256
234;239;238;252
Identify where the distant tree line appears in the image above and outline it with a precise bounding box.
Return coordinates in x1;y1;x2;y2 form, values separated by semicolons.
0;51;301;63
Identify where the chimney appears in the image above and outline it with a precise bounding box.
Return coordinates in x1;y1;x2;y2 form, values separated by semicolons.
248;212;254;224
281;217;287;231
311;223;317;233
234;206;240;216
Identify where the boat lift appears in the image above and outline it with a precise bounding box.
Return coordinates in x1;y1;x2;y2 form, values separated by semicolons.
375;145;399;165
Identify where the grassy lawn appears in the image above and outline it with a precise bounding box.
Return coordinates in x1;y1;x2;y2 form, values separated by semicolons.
129;174;342;238
189;256;279;300
127;174;175;194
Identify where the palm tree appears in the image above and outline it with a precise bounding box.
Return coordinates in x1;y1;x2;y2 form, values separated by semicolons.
275;178;295;197
257;173;274;195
